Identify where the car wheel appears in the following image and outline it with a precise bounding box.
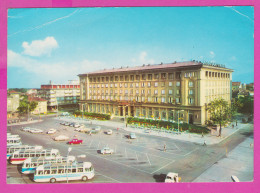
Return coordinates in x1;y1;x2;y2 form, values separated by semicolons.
50;178;56;183
82;176;88;181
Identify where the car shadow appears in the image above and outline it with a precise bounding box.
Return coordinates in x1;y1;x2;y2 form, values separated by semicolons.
153;174;166;182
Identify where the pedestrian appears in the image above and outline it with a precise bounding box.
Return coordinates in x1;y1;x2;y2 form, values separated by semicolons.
203;140;207;146
201;132;204;138
236;120;237;126
163;144;166;152
126;123;128;128
232;124;234;128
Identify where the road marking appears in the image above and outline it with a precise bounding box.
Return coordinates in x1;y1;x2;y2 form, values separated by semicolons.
151;160;175;174
76;149;152;175
146;153;151;166
182;147;199;157
95;171;121;183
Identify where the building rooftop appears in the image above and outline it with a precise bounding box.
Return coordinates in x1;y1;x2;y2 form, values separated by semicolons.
79;60;232;76
28;96;47;102
232;82;241;86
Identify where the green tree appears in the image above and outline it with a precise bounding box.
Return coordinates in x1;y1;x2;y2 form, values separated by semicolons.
237;96;254;115
17;96;38;115
208;98;232;137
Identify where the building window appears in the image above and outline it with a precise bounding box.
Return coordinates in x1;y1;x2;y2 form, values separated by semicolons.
115;83;118;88
176;90;180;95
142;97;145;102
105;90;108;94
110;84;113;88
141;82;145;87
130;83;133;88
147;89;151;94
120;83;123;88
106;77;109;82
102;84;104;88
142;74;146;80
148;97;151;102
136;75;140;80
169;82;173;86
119;76;123;81
110;76;114;81
136;90;139;94
161;73;166;79
154;74;159;79
105;84;108;88
141;89;145;94
169;73;173;79
115;76;119;81
189;98;194;104
169;90;173;95
110;90;113;94
130;75;134;81
148;82;151;87
148;74;152;80
155;82;158;87
161;82;165;87
154;90;158;95
189;89;194;95
125;90;128;94
169;97;173;103
136;83;139;88
176;98;180;103
161;90;165;95
176;82;180;86
120;90;123;94
125;75;129;81
124;83;128;88
189;81;194;87
155;97;158;103
161;97;165;103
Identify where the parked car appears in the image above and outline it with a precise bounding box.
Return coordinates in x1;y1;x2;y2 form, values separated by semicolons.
68;139;83;145
54;135;69;141
100;147;114;154
165;172;180;183
64;122;70;126
106;129;113;135
47;129;56;134
69;123;75;127
21;127;31;132
74;123;81;128
60;122;66;125
30;129;44;134
129;133;136;139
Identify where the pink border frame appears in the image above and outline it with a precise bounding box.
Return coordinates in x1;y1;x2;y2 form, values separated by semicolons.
0;0;258;193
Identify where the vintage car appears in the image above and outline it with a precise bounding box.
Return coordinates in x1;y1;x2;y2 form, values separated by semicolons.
100;147;114;154
68;139;83;145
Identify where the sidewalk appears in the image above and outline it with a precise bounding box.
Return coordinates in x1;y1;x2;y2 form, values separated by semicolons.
193;136;254;182
57;116;251;145
7;119;43;126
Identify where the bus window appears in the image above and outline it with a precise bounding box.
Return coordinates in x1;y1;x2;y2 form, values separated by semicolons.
78;168;83;173
14;154;18;158
72;169;76;173
36;153;40;157
24;154;29;158
58;169;64;174
46;153;51;157
85;168;89;172
38;170;43;175
45;170;50;174
41;153;45;156
26;163;30;167
51;170;57;174
67;169;71;173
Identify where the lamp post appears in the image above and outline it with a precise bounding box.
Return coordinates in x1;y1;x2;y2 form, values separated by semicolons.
66;147;72;183
172;109;184;133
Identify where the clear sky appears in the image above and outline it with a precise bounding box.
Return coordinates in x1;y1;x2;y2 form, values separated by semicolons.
7;6;254;88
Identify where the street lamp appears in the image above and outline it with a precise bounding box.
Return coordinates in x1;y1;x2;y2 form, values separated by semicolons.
172;110;184;133
66;147;72;183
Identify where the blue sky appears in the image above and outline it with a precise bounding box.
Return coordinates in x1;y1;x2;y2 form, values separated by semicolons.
7;6;254;88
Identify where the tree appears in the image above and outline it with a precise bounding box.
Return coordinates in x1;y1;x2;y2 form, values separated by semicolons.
17;96;38;115
208;98;232;137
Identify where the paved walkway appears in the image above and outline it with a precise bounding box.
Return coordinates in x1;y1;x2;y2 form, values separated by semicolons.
56;116;251;145
7;119;43;127
193;136;254;182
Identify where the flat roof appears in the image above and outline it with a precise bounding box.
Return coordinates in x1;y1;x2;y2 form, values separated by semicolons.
78;61;232;76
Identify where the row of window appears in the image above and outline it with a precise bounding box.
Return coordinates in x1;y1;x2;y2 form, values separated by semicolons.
88;72;182;83
205;71;230;78
88;81;189;88
205;88;230;96
88;88;194;95
87;95;195;104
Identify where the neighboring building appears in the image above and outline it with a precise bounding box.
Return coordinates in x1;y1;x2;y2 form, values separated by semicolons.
78;61;233;125
38;80;80;111
28;96;47;114
232;82;241;91
7;90;20;112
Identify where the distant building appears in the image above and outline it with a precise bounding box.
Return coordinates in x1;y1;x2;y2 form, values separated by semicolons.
27;89;38;95
7;90;20;112
38;80;80;111
232;82;241;91
28;96;47;114
79;61;233;125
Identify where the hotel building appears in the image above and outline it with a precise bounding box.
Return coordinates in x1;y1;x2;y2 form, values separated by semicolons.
78;61;233;125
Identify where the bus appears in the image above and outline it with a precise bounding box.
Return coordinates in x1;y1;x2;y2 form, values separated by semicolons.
34;161;95;183
7;134;20;139
7;137;22;147
7;145;43;160
10;149;60;164
22;156;76;174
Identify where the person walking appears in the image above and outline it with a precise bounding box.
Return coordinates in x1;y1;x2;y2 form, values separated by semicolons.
203;140;207;146
163;144;166;152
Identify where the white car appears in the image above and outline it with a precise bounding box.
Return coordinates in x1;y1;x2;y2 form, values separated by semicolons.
74;123;81;128
64;122;70;126
30;129;43;134
47;129;56;134
54;135;69;141
130;133;136;139
21;127;31;132
106;129;113;135
165;172;179;183
100;147;114;154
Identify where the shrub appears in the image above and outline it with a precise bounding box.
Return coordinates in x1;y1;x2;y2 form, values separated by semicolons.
74;111;110;120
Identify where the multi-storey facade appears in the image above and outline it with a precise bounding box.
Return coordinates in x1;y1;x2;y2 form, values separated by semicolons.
79;61;233;125
28;96;47;114
7;90;20;112
38;80;80;111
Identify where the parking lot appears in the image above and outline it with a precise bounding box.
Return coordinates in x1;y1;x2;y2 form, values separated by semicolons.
7;115;250;183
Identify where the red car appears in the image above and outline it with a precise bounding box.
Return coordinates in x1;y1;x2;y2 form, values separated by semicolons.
68;139;83;145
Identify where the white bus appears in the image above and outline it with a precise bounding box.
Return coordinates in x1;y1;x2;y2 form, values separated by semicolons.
7;137;22;147
7;145;42;160
7;134;20;139
22;156;76;174
34;162;95;183
10;149;60;164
